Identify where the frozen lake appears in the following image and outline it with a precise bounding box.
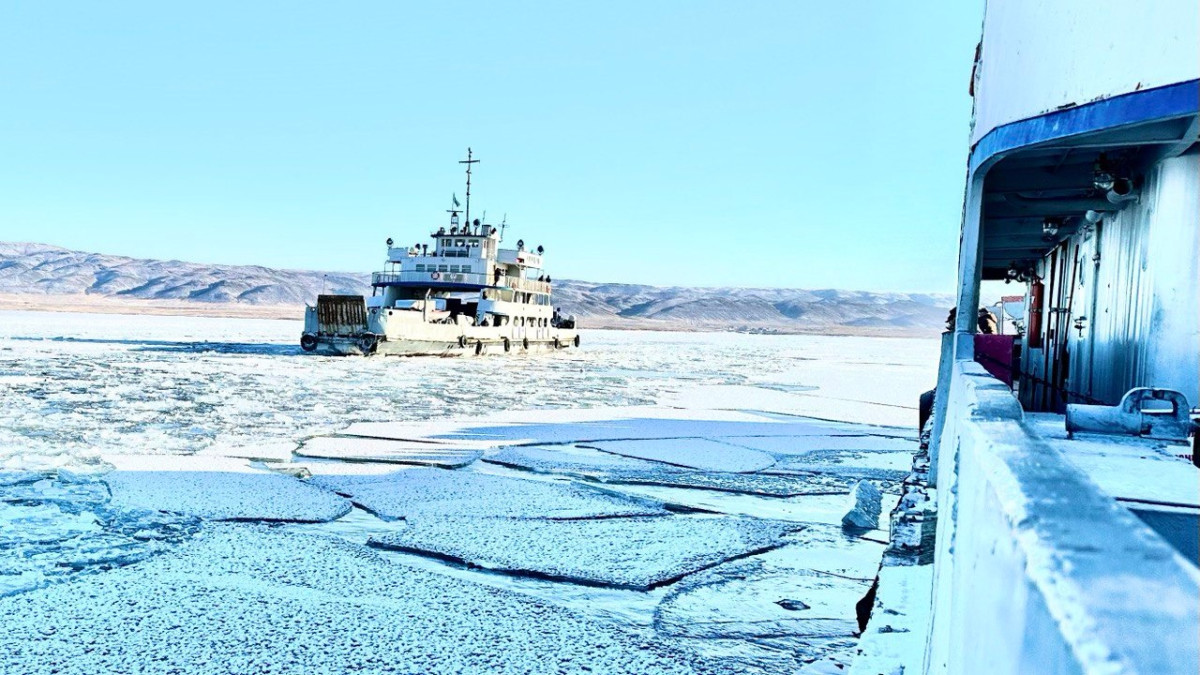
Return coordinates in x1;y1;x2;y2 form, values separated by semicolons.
0;311;937;470
0;310;939;674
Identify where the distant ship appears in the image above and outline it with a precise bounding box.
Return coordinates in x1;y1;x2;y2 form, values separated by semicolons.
301;150;579;356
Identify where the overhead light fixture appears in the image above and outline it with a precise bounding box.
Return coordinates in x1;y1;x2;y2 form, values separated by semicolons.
1093;154;1116;191
1042;217;1062;241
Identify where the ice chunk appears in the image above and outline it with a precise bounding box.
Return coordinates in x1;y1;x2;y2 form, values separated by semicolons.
0;524;726;675
656;559;862;640
296;436;482;468
654;525;885;669
310;467;667;520
371;515;797;590
770;448;913;481
104;455;350;522
594;470;849;497
488;445;848;497
841;480;883;530
488;444;673;475
722;434;917;456
586;438;776;473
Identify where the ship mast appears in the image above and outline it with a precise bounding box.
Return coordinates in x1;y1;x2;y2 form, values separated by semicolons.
459;148;479;226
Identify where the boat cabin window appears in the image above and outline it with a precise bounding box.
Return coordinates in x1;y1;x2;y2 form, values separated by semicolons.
415;264;425;272
438;264;448;272
455;239;465;247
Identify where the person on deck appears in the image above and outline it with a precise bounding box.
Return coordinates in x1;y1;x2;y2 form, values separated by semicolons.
977;307;998;334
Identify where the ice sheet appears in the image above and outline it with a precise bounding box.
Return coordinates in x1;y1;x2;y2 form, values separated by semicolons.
485;445;849;497
655;526;881;649
721;434;918;456
103;455;351;522
0;473;198;597
309;466;668;520
586;438;777;473
371;515;799;590
0;524;731;675
768;449;913;481
296;436;482;467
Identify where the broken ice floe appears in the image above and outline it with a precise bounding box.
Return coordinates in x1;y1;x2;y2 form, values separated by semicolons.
653;528;883;670
768;448;912;481
585;438;777;473
295;436;483;467
309;466;667;520
341;406;817;448
841;480;883;530
720;434;917;456
103;455;350;522
0;474;198;597
487;445;849;497
370;515;798;590
0;524;728;675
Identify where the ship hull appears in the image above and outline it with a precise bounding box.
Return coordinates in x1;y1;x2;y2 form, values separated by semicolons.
304;327;580;357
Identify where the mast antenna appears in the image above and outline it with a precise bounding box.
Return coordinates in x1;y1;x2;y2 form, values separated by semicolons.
459;147;479;226
500;214;508;242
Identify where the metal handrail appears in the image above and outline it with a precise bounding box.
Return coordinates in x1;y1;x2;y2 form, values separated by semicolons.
372;271;489;286
372;270;550;294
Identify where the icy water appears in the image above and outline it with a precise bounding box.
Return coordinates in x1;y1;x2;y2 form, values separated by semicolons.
0;310;936;470
0;310;939;674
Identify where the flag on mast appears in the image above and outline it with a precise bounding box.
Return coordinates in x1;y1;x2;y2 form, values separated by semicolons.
452;193;460;208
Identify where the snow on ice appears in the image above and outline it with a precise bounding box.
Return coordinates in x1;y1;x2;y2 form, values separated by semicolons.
371;515;799;590
585;438;778;472
309;466;669;520
296;436;483;467
0;313;937;674
104;455;351;522
0;524;733;675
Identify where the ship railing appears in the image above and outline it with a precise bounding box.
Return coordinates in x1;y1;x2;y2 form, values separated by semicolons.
372;271;490;286
506;277;551;294
372;271;551;294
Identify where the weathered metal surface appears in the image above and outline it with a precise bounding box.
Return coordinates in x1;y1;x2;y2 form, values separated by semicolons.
1066;387;1193;441
316;295;367;336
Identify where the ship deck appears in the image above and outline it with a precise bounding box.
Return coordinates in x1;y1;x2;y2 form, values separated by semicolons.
1022;412;1199;562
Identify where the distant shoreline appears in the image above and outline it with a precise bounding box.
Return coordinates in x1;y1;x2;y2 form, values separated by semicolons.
0;293;936;338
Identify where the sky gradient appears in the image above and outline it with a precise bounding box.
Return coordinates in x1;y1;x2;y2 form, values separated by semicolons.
1;2;982;292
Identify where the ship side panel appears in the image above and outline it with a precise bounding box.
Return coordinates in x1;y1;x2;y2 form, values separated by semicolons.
971;0;1200;146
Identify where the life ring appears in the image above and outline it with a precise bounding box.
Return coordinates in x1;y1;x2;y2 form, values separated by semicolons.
573;334;581;348
358;334;378;354
503;337;511;353
475;340;484;355
458;335;467;348
523;337;530;350
300;334;318;352
430;271;441;280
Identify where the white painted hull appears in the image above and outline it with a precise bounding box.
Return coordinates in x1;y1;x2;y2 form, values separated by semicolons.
306;324;580;357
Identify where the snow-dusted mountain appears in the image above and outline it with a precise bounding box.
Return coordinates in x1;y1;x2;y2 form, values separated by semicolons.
0;242;950;333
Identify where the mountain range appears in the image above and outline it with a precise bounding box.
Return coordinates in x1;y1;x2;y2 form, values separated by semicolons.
0;242;950;335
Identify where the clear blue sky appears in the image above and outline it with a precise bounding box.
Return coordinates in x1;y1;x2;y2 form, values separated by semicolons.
1;2;981;292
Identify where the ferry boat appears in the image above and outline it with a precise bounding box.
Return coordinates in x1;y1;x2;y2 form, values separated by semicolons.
300;150;579;356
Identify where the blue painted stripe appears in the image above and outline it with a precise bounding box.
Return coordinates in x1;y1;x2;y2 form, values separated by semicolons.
970;79;1199;172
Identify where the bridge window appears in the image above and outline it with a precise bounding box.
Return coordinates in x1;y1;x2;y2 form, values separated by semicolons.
455;239;465;247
